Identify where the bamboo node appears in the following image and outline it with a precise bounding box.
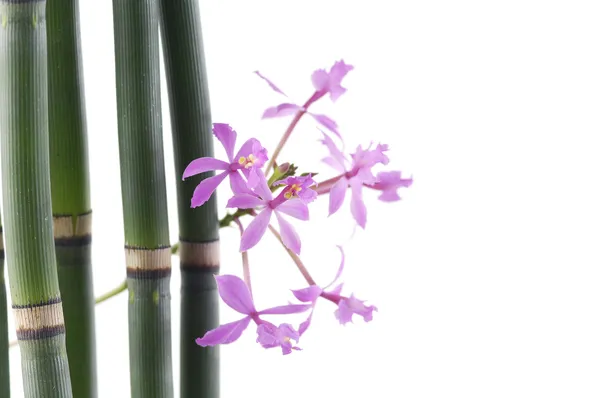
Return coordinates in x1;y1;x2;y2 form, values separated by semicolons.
179;240;220;268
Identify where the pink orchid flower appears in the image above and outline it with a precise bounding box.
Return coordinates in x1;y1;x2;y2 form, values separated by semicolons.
196;275;311;355
291;247;377;335
183;123;268;207
226;173;315;254
255;60;354;139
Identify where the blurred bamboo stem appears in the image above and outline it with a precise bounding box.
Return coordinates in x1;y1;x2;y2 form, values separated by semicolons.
47;0;97;394
0;217;9;397
112;0;174;396
0;2;73;396
158;1;221;397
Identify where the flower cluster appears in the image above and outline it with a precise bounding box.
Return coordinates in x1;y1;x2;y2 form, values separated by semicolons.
184;60;412;355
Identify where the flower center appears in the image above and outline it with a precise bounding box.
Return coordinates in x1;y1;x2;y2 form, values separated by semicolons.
238;153;257;169
283;183;302;199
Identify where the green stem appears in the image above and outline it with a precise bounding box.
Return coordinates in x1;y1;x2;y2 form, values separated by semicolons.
94;281;127;305
47;0;97;394
158;2;220;397
0;2;73;397
112;0;173;397
1;221;9;397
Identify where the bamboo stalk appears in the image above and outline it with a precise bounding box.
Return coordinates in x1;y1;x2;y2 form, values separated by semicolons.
46;0;97;396
0;2;73;397
111;1;173;397
1;218;9;398
158;2;220;397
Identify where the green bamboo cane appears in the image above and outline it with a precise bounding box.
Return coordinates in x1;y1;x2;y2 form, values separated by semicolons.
0;2;73;397
158;2;220;397
1;217;9;398
112;1;174;397
46;0;97;396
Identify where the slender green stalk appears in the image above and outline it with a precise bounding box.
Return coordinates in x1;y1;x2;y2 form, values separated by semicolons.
158;2;220;397
46;0;96;395
112;1;173;397
1;219;9;398
0;2;73;397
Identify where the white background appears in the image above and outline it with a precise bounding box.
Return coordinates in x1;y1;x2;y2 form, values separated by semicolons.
4;0;600;397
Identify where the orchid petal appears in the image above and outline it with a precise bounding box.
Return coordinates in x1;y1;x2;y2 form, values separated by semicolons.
275;212;302;255
212;123;237;162
229;171;254;195
258;303;312;315
323;246;346;290
234;138;261;164
240;208;273;252
250;169;273;201
262;103;302;119
276;199;309;220
350;179;367;228
190;171;230;208
328;60;354;101
328;177;348;216
330;283;344;296
215;275;256;314
310;113;341;139
322;156;346;173
254;70;288;97
298;309;315;336
291;285;323;303
320;131;347;170
182;157;229;179
195;316;252;346
226;194;265;209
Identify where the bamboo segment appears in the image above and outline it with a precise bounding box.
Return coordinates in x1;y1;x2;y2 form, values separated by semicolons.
1;221;9;397
112;0;173;397
0;2;73;397
158;2;221;397
46;0;97;394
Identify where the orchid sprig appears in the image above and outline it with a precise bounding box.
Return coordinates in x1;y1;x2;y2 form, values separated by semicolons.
257;60;354;175
183;60;412;355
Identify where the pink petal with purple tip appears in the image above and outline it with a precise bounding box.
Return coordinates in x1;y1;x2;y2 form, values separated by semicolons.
262;103;302;119
195;316;252;346
190;170;230;208
275;212;302;254
212;123;237;162
226;194;265;210
240;208;273;252
182;157;229;179
254;70;288;97
328;177;348;216
215;275;256;314
349;179;367;228
276;200;309;220
258;303;312;315
310;113;341;139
